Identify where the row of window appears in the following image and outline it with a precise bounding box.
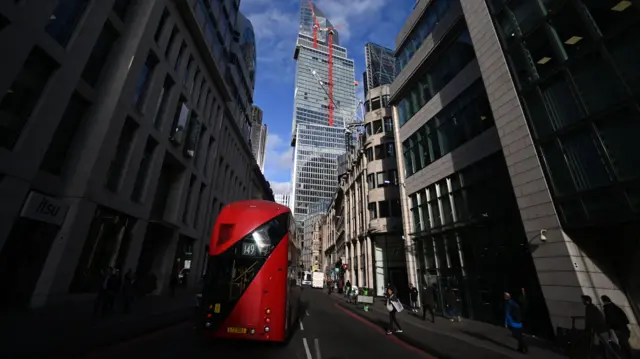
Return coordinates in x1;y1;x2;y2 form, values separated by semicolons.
398;30;476;127
409;153;511;232
363;117;393;139
402;80;494;177
365;142;396;162
368;199;402;219
366;169;399;189
364;95;390;113
395;0;453;73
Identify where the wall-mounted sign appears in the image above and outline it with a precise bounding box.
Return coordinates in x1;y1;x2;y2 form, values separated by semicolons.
20;191;69;226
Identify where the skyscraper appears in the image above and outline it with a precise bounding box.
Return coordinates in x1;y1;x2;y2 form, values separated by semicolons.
249;105;267;172
290;0;357;218
274;192;291;209
364;42;395;99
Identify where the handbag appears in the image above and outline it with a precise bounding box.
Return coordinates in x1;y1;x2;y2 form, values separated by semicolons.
386;300;394;312
392;300;404;313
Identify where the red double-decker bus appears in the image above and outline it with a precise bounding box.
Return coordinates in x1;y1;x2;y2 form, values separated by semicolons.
199;200;302;342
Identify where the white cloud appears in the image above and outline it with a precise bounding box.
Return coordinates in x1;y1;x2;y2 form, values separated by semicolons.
265;133;294;172
270;181;292;193
314;0;389;43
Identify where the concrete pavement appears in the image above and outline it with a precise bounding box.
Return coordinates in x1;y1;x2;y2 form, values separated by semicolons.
331;292;566;359
86;287;435;359
0;288;198;356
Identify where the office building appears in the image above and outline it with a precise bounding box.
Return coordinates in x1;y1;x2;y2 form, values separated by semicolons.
290;0;357;218
274;192;291;209
391;0;639;341
0;0;272;310
363;42;396;99
249;105;267;172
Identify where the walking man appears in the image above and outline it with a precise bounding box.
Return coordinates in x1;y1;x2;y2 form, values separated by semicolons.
422;285;436;323
504;292;528;354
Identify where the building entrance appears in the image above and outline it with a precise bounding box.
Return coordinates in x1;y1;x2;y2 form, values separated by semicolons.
0;218;58;310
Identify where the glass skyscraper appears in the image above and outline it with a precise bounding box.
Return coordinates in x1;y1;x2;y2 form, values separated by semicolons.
364;42;395;98
290;1;357;218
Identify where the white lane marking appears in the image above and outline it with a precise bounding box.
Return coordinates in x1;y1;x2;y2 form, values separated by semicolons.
314;338;322;359
299;320;304;331
306;310;310;316
303;338;313;359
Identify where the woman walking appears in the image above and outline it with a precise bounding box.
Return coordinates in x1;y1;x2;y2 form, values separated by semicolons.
386;287;404;335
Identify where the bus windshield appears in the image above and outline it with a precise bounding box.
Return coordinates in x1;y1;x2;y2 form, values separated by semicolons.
205;214;288;302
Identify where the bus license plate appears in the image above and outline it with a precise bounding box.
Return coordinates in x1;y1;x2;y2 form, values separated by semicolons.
226;327;247;334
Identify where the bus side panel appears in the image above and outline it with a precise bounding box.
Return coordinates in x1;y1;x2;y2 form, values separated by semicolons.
212;237;288;341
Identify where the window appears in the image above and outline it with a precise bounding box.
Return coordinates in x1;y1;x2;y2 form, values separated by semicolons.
45;0;89;46
175;41;186;71
389;169;398;185
105;118;138;192
81;21;119;87
170;97;189;144
366;173;375;189
368;202;378;219
376;172;385;187
195;184;207;229
183;55;194;85
384;117;393;133
165;27;178;58
40;93;91;175
112;0;132;20
184;114;202;158
385;142;395;157
182;175;196;223
154;8;170;41
390;199;402;217
373;120;383;134
402;81;493;177
410;194;421;231
131;137;157;202
133;52;158;111
153;76;174;129
398;30;476;126
379;201;390;218
374;144;385;160
0;47;59;149
595;106;640;181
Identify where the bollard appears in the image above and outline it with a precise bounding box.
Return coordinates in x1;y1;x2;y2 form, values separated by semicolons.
363;289;369;311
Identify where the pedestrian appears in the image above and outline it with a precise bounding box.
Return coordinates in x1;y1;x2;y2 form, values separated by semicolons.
517;287;529;333
422;285;436;323
409;283;419;313
445;287;461;322
582;295;615;358
345;280;351;298
122;269;134;314
385;287;403;335
601;295;631;358
504;292;528;354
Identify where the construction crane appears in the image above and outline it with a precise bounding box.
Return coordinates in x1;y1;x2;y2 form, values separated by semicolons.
306;0;340;127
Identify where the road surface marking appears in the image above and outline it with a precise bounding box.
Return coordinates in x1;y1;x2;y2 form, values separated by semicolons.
302;338;313;359
314;338;322;359
299;320;304;331
306;310;310;316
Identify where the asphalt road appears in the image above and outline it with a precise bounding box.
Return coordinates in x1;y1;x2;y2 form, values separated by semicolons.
86;288;435;359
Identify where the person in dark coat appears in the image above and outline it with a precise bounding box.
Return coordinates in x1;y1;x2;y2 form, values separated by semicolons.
422;285;436;323
582;295;613;357
409;283;419;313
602;295;632;359
517;288;529;332
445;287;461;322
504;292;528;354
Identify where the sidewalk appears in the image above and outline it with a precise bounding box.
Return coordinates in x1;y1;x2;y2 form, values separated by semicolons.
331;293;566;359
0;288;198;356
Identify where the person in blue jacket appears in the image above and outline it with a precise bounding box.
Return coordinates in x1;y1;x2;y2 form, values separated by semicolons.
504;292;528;354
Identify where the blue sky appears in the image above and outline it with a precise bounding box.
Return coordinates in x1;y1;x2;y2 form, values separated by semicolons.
240;0;415;194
